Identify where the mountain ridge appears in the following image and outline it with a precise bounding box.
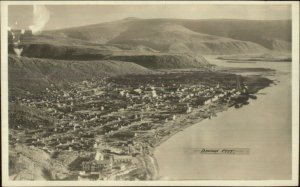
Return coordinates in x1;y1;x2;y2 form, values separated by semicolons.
45;18;291;54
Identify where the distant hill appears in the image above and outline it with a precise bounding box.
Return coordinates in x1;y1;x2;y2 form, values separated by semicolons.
9;34;211;70
47;18;291;54
7;18;291;82
181;19;291;52
217;53;292;62
108;53;210;69
9;34;118;60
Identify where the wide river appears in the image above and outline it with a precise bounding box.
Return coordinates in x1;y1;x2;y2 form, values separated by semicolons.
154;57;292;180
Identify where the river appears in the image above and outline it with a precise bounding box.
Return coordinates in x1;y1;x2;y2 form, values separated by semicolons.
154;57;292;180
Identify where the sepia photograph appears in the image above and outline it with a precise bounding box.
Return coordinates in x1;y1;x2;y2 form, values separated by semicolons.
1;1;299;186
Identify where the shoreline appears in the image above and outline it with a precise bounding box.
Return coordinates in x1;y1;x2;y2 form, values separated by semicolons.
149;72;287;180
146;102;232;180
148;68;277;180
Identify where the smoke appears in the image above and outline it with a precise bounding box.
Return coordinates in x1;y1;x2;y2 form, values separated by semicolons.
29;5;50;35
13;48;23;57
9;28;24;58
8;5;49;57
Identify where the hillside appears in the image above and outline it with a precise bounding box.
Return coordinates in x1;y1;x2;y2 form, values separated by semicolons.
181;19;291;51
47;18;291;54
108;53;210;69
9;34;118;60
9;103;56;129
217;53;292;62
45;17;138;44
8;54;152;95
108;22;270;54
9;33;211;70
9;145;70;180
8;18;291;73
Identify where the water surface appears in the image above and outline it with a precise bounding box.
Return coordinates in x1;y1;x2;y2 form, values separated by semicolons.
154;57;291;180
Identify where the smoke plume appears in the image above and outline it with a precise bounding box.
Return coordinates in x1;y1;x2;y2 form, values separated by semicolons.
29;5;50;35
13;48;23;57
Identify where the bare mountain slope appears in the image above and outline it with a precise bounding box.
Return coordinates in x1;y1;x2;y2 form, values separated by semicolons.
108;53;210;69
109;23;270;54
8;55;152;95
47;18;291;54
9;34;211;70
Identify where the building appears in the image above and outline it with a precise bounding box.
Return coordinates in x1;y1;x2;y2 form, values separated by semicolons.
113;155;132;163
186;103;192;113
81;151;112;172
95;151;104;161
81;160;112;172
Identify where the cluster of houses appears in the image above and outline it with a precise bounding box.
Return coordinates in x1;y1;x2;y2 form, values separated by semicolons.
10;72;249;179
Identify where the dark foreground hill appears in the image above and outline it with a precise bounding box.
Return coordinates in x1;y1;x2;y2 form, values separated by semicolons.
8;55;152;95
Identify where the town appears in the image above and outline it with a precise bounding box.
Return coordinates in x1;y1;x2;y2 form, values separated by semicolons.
9;70;265;180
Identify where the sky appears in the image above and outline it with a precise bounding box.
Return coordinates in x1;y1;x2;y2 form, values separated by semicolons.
8;4;291;31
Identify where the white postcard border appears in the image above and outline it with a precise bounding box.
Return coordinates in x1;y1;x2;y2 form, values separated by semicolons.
1;1;299;186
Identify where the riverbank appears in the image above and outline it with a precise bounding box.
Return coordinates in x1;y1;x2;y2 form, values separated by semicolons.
150;104;229;179
153;58;291;180
143;90;267;179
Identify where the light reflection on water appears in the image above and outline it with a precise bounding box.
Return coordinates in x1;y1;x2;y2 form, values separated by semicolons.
154;57;292;180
